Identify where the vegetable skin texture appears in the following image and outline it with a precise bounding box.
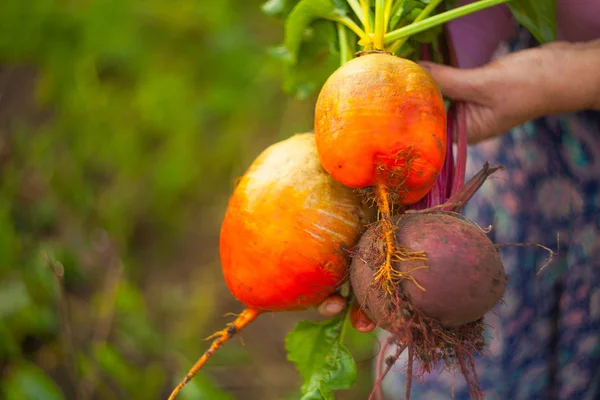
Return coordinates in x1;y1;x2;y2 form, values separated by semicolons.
314;52;447;205
220;132;371;311
351;212;506;328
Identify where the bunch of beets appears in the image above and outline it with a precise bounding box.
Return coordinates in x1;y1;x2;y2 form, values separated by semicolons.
169;44;509;400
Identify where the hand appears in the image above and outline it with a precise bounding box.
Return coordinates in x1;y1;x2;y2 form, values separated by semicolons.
419;39;600;144
316;295;376;333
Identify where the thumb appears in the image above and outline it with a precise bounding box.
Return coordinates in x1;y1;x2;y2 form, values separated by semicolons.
418;61;486;102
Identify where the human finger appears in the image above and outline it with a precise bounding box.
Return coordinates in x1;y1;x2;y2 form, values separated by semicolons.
316;295;347;318
418;61;491;104
350;301;376;333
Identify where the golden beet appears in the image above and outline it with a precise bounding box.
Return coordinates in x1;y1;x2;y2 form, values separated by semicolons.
220;132;371;311
168;133;372;399
314;52;447;205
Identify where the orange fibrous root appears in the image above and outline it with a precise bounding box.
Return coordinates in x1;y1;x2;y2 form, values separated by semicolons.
373;183;428;294
168;308;261;400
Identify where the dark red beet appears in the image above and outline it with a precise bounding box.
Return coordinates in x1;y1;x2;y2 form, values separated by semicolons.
352;212;506;328
350;164;507;400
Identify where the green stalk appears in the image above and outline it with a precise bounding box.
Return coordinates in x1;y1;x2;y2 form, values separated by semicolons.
360;0;373;35
383;0;394;32
387;39;402;54
388;0;444;51
333;15;368;42
347;0;366;26
388;0;406;30
384;0;511;44
374;0;386;49
398;44;414;58
338;297;354;344
337;23;353;65
414;0;444;23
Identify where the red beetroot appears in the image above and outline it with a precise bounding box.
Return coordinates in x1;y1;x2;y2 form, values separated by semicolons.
349;164;507;400
351;212;506;328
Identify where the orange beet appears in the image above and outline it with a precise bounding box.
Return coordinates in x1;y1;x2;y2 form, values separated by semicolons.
220;132;371;311
314;52;447;205
168;133;372;399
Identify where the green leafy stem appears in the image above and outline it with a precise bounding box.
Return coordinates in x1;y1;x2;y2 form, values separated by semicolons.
329;0;512;52
285;297;357;400
384;0;510;44
284;0;515;66
269;0;556;102
386;0;444;53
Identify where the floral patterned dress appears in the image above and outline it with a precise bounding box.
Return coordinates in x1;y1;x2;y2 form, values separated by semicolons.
380;29;600;400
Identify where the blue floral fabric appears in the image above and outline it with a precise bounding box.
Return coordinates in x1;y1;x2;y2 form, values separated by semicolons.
380;31;600;400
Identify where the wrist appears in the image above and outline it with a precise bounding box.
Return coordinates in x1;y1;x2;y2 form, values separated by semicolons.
542;40;600;113
576;40;600;110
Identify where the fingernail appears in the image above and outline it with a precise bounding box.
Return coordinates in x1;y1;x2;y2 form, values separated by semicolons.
356;320;376;332
324;301;344;315
352;311;376;332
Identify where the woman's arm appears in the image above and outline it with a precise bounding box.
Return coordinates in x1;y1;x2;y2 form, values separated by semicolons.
552;40;600;111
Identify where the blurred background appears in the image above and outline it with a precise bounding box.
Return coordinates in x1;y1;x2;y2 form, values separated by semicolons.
0;0;378;399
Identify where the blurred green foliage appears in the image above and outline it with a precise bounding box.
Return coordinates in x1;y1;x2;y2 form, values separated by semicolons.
0;0;372;398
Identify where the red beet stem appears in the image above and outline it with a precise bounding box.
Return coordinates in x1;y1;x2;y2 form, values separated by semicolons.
369;343;407;400
405;346;414;400
444;162;503;213
444;106;456;197
413;29;468;211
412;103;455;210
420;43;431;61
451;102;467;194
373;338;392;400
442;22;468;195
